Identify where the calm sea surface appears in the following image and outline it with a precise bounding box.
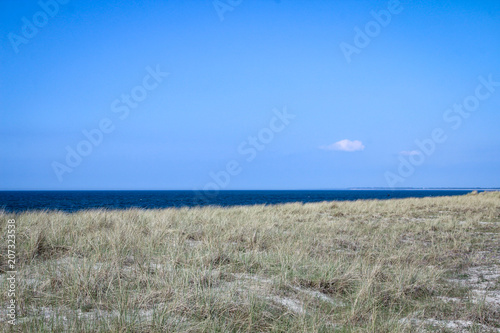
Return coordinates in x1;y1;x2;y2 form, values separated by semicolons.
0;190;483;213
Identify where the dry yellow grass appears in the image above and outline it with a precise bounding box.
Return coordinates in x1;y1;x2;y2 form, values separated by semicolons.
1;191;499;332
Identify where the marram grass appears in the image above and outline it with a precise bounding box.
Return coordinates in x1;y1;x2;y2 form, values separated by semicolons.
1;191;499;332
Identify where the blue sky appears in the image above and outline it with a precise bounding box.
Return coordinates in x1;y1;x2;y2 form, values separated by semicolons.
1;0;499;190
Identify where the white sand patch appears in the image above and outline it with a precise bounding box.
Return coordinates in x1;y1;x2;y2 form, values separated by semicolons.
408;217;435;223
227;272;346;316
233;273;344;306
3;303;186;328
447;265;500;308
290;286;345;306
92;262;105;270
478;221;500;226
400;317;500;332
435;296;462;303
212;273;307;315
472;289;500;306
149;262;172;271
266;296;305;314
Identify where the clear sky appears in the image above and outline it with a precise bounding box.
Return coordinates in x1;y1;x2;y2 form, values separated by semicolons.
1;0;499;190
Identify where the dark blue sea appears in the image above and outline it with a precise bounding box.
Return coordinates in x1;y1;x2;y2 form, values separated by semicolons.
0;190;486;213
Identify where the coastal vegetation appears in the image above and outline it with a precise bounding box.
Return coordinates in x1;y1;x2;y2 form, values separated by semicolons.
1;191;499;332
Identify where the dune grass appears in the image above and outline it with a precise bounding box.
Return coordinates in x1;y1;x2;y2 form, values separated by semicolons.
1;191;500;332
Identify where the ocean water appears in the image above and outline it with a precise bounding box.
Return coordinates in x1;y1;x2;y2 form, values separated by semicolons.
0;190;480;213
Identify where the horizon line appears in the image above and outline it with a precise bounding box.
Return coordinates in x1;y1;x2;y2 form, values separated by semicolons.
1;188;500;192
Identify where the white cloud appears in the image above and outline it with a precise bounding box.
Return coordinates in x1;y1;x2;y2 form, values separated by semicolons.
399;150;421;156
320;139;365;152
